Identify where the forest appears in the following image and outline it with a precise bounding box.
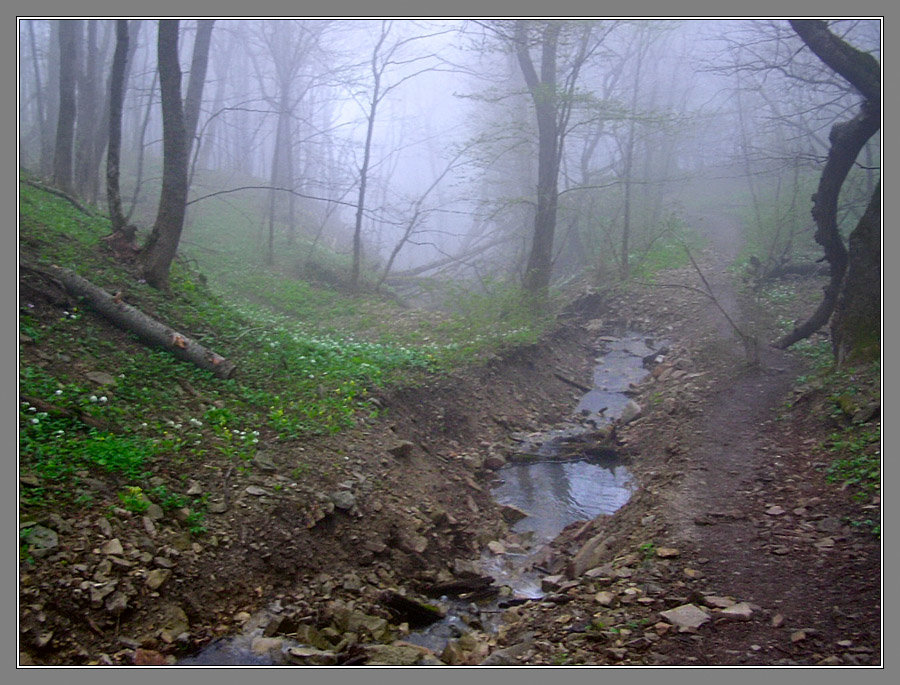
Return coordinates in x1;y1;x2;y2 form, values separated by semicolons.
18;19;880;669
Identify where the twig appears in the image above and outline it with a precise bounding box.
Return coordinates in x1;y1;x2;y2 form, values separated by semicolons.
22;178;95;216
553;372;592;393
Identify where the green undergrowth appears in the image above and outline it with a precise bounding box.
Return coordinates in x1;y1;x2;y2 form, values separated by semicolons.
790;339;881;535
18;176;553;523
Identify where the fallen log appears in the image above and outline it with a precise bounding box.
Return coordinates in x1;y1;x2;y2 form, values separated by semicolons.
45;265;236;379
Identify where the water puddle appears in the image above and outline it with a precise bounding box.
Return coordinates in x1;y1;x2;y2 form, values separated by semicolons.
180;331;665;664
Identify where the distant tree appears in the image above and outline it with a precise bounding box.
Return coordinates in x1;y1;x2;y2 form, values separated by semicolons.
52;20;79;194
774;20;880;363
105;20;129;234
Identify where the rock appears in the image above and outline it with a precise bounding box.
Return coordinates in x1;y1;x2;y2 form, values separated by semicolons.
483;453;507;470
567;533;615;578
24;525;58;558
716;602;754;621
86;371;117;386
245;486;270;496
101;538;124;555
765;505;785;516
480;642;533;665
330;490;356;510
655;547;680;558
133;649;169;665
207;500;229;514
252;452;278;472
365;642;438;666
159;604;189;644
790;630;807;643
145;503;164;520
251;636;284;657
620;400;642;424
105;591;128;617
146;569;171;590
90;581;118;606
659;604;711;632
499;504;529;524
388;440;415;458
186;480;204;495
702;595;735;609
487;541;506;555
594;591;617;607
286;646;338;666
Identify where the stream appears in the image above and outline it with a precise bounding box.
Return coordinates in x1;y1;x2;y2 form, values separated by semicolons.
180;331;663;665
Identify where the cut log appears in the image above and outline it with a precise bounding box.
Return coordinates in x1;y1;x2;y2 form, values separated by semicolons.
46;265;236;379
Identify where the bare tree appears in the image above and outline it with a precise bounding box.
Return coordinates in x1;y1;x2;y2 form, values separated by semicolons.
105;20;129;234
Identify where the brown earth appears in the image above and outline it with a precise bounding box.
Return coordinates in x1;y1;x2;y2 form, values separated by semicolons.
19;222;881;668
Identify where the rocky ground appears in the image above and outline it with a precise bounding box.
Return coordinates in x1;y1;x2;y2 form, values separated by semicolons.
19;231;881;668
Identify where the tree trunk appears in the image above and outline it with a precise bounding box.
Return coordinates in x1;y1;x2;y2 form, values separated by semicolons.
46;265;236;379
517;20;561;298
106;20;129;234
53;20;79;194
773;21;880;350
74;19;97;200
141;20;189;291
831;183;880;365
183;19;215;159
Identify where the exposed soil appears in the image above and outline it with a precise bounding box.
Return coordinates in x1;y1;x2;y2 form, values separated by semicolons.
19;216;881;668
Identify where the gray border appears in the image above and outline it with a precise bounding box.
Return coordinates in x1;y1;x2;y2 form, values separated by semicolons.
10;4;892;685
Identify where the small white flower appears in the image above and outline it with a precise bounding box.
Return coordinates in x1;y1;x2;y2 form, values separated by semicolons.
31;418;39;424
99;396;108;404
90;395;98;403
55;389;63;395
28;406;37;412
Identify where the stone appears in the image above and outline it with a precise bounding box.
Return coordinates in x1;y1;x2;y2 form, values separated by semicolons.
252;452;278;472
146;569;171;590
765;505;786;516
659;604;711;632
620;400;642;424
86;371;117;386
388;440;415;458
330;490;356;510
499;504;529;524
487;541;506;555
365;642;437;666
703;595;736;609
286;647;338;666
101;538;124;555
245;486;270;496
159;604;190;644
251;637;284;657
716;602;754;621
655;547;680;558
483;453;507;470
594;591;617;607
105;592;128;617
24;525;58;558
145;503;164;520
541;574;566;592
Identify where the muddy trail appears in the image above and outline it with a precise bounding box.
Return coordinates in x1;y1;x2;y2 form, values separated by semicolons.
19;215;880;669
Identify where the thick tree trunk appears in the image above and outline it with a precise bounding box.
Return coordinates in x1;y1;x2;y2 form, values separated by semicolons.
142;20;189;291
831;183;880;365
47;266;236;379
53;20;79;194
773;21;880;351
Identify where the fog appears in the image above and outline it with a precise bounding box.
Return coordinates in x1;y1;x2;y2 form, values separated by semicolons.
18;18;881;295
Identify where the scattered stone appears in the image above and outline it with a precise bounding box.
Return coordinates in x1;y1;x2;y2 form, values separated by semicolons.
365;642;438;666
655;547;680;558
483;453;507;470
818;655;843;666
145;503;165;520
480;642;533;665
145;569;171;590
541;574;566;592
159;604;189;644
245;486;270;497
90;581;118;606
594;591;617;607
771;613;785;628
142;516;157;537
683;568;703;579
703;596;736;609
105;592;128;617
791;630;807;643
487;541;506;555
100;538;124;556
716;602;754;621
133;649;170;665
252;452;278;472
24;525;58;558
251;637;284;657
499;503;529;524
86;371;117;386
620;400;642;424
186;480;204;495
659;604;711;632
765;505;786;516
207;500;229;514
388;440;415;458
330;490;356;510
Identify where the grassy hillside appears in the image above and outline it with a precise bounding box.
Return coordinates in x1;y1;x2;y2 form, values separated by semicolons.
17;174;551;543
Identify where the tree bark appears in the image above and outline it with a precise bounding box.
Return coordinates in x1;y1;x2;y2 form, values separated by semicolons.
106;20;129;234
831;183;880;364
516;20;561;297
141;20;190;291
773;21;880;351
183;20;215;159
53;20;79;194
46;265;236;379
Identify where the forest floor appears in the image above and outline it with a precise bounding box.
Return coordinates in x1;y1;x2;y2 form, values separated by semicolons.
19;214;881;669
